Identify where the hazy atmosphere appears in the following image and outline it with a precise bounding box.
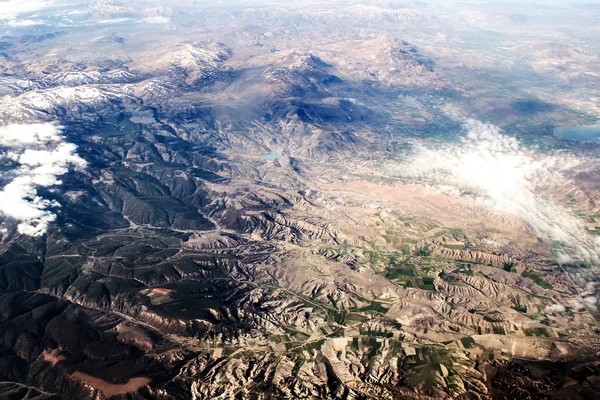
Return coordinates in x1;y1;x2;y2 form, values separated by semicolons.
0;1;599;399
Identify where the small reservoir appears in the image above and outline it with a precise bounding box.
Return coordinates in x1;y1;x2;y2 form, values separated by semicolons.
555;125;600;142
260;151;282;161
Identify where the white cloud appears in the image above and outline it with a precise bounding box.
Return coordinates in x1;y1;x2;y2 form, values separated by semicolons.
6;19;45;27
404;117;600;264
143;16;170;23
0;124;86;236
97;17;134;24
0;0;56;20
0;1;173;27
0;123;61;145
546;304;566;313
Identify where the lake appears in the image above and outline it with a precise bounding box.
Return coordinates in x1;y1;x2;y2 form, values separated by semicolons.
260;151;282;161
555;125;600;142
348;56;369;63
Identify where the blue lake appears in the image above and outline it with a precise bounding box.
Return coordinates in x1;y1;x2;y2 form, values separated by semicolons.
348;56;368;63
555;125;600;142
260;151;282;160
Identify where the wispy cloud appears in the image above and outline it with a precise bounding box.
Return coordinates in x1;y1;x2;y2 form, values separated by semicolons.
6;18;45;27
0;124;86;236
0;0;56;20
404;117;600;264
